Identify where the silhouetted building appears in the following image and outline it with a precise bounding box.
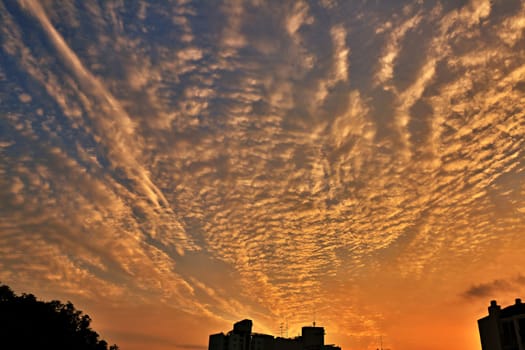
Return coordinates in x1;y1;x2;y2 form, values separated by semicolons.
210;333;228;350
274;337;302;350
323;345;340;350
232;320;253;350
208;320;341;350
478;299;525;350
252;334;275;350
302;327;324;350
210;320;253;350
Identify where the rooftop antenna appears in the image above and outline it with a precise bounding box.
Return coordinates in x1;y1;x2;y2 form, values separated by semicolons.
313;309;316;327
280;323;284;337
286;319;289;338
376;336;389;350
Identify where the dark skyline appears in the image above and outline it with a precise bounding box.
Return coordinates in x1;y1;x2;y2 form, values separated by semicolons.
209;319;341;350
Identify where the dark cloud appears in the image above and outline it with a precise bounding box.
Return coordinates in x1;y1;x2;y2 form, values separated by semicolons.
462;275;525;300
462;279;512;299
517;274;525;284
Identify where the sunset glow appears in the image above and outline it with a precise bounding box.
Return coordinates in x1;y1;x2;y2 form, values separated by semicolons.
1;1;525;349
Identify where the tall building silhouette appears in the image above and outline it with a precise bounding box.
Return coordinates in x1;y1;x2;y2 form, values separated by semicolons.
478;299;525;350
301;326;325;350
208;320;341;350
210;320;253;350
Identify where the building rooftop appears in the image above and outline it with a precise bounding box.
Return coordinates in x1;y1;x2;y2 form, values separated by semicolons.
479;298;525;321
499;298;525;318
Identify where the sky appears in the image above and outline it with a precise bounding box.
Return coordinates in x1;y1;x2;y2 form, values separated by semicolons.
1;0;524;349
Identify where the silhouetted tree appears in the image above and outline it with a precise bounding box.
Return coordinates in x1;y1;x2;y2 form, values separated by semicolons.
0;283;118;349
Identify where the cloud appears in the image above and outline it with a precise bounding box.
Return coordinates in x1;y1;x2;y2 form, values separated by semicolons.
462;275;525;300
374;13;422;87
462;280;512;299
286;1;313;37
